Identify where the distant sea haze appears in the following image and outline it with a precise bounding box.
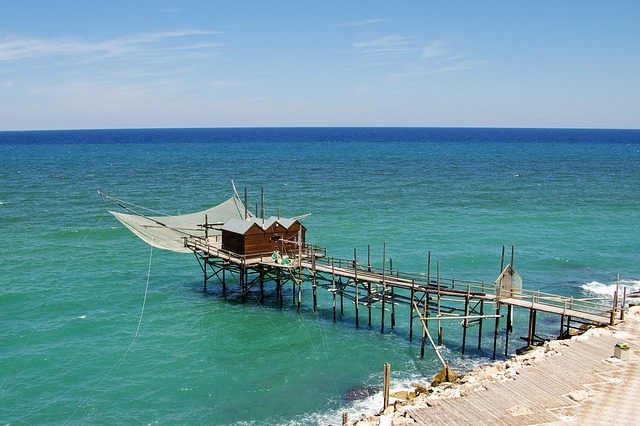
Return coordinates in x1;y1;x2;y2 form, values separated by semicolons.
1;127;639;425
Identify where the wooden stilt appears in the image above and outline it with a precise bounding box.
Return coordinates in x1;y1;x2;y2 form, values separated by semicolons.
222;263;226;297
367;282;372;327
292;275;295;305
420;312;427;358
527;308;538;346
478;299;484;350
332;260;337;322
383;362;391;410
312;254;318;313
260;270;264;303
354;248;359;329
504;304;512;357
390;257;395;329
461;286;470;355
493;304;501;360
409;279;415;341
340;277;344;316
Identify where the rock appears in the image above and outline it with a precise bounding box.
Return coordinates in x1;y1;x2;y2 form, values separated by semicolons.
504;367;519;380
382;406;395;416
353;420;375;426
344;385;379;402
379;414;393;426
392;416;416;425
460;374;476;384
431;366;460;387
390;390;410;400
410;383;428;394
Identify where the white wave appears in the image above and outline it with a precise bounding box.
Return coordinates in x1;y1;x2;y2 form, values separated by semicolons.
582;279;640;298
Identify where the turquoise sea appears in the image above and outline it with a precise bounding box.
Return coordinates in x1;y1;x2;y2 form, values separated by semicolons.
1;127;639;425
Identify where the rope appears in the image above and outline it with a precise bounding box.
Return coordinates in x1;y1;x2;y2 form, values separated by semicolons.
64;244;153;424
135;245;153;338
76;212;106;247
97;191;171;217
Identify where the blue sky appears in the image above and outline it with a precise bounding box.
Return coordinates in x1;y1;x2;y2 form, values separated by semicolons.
1;1;638;130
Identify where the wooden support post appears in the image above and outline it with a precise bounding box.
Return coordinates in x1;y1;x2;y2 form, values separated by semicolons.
292;275;296;305
332;260;337;323
241;261;246;303
493;304;501;360
527;308;535;347
383;362;391;411
340;277;344;316
203;259;208;292
367;283;372;327
621;284;627;321
275;269;281;306
354;248;359;329
390;257;395;329
610;289;618;326
354;281;359;329
312;253;318;313
420;323;426;358
531;309;537;345
409;279;415;341
461;286;470;355
504;304;512;357
260;270;265;303
421;293;428;358
222;263;226;297
478;299;484;350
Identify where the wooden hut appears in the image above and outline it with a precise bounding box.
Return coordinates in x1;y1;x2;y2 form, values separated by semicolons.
220;216;306;256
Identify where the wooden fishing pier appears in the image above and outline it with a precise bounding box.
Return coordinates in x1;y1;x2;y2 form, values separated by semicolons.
184;234;624;360
103;187;626;361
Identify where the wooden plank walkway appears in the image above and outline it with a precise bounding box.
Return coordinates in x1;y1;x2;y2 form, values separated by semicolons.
499;297;611;324
399;314;640;425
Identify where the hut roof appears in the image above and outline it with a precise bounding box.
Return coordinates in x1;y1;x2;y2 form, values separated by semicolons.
221;216;302;235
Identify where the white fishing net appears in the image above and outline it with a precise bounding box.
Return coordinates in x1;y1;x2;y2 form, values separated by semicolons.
109;196;251;253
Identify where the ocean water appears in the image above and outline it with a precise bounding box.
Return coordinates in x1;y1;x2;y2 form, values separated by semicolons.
1;127;639;425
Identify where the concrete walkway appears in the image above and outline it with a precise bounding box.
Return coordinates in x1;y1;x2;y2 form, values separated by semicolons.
387;309;640;426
